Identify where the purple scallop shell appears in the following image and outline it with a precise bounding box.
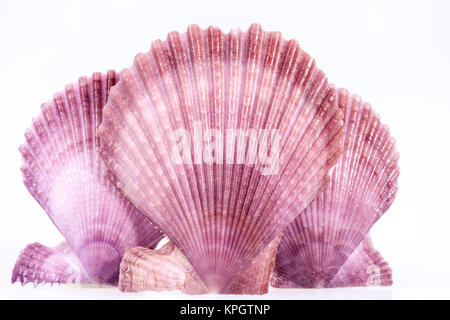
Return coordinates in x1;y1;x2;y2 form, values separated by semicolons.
15;71;163;285
99;24;344;292
272;89;399;288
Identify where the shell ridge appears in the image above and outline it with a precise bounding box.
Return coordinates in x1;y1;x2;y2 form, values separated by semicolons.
240;93;343;276
137;50;201;242
109;79;190;236
253;88;339;228
162;34;213;264
218;29;244;277
62;84;88;247
170;31;212;265
225;25;268;277
230;33;293;250
228;38;304;265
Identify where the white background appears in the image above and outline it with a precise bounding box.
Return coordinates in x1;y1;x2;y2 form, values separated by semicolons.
0;0;449;300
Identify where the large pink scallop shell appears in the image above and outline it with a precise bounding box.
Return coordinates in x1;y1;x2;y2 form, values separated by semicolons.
272;89;399;288
99;24;344;292
15;71;163;285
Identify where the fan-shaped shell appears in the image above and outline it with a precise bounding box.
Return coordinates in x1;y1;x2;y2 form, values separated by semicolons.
119;234;281;294
271;235;393;288
271;89;399;288
99;24;344;292
17;71;163;285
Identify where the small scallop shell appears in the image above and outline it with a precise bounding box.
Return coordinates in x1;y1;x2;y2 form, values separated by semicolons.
272;89;399;288
99;24;344;292
16;71;163;285
119;234;281;294
119;241;208;294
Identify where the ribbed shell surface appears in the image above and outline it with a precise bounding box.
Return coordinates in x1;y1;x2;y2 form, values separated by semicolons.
18;71;163;284
99;25;344;292
272;89;399;288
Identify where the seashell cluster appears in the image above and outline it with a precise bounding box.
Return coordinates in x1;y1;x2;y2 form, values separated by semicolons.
13;24;399;294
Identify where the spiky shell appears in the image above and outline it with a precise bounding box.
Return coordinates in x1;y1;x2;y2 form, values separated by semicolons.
99;24;344;292
11;242;88;286
18;71;163;285
272;89;399;288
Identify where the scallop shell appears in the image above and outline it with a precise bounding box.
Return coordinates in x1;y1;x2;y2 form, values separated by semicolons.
16;71;163;285
119;234;281;294
271;89;399;288
119;241;208;294
271;236;393;288
99;24;344;292
11;242;89;286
